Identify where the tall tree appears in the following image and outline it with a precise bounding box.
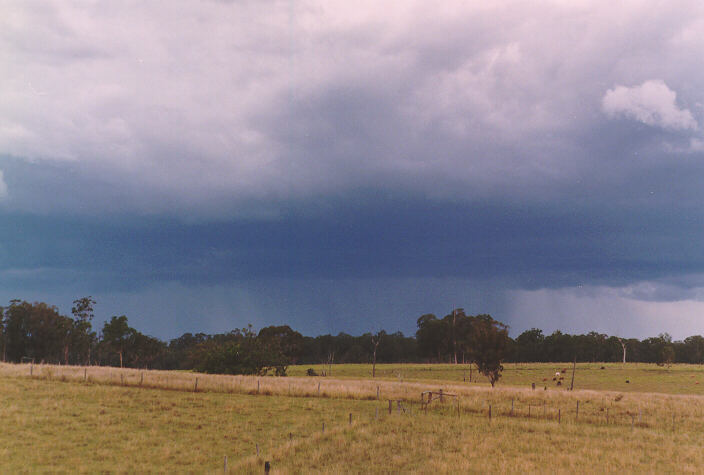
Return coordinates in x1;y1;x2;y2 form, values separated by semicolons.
466;315;510;387
101;316;134;368
371;331;382;378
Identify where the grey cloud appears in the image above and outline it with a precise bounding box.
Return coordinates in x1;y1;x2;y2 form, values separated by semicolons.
1;1;704;215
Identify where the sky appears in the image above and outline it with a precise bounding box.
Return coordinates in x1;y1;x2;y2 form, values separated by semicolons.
3;0;704;340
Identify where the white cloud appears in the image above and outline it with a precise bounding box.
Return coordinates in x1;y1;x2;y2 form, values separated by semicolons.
602;80;698;131
2;2;704;215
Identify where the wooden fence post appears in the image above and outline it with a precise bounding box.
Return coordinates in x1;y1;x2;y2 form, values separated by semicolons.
375;407;379;420
439;389;444;402
388;400;392;414
194;377;198;392
140;372;144;386
543;401;546;418
528;405;531;418
264;461;270;474
558;409;561;424
349;413;352;425
224;455;227;472
317;382;320;396
256;443;260;456
606;408;609;424
376;386;380;400
489;404;492;421
257;379;260;394
576;401;579;421
322;422;325;434
511;398;514;416
84;368;87;382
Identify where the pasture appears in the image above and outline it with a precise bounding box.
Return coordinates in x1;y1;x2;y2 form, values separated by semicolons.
289;362;704;395
1;362;703;472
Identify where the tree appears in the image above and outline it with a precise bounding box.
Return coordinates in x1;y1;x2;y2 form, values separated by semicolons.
101;316;134;368
660;344;675;368
371;331;382;378
257;325;304;363
617;337;627;364
71;297;97;365
416;314;448;362
194;326;287;376
466;315;510;387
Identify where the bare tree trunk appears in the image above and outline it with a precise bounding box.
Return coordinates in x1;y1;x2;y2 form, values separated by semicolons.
569;356;576;391
617;338;627;364
452;309;457;364
372;350;377;378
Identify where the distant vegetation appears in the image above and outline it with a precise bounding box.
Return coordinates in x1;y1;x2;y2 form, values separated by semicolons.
0;299;702;377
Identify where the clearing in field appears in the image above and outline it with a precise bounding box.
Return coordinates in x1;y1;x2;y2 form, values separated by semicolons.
1;362;703;472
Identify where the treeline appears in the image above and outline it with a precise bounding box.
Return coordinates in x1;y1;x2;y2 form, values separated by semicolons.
1;300;703;374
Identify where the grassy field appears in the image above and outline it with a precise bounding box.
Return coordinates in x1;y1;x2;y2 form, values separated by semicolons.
289;362;704;395
2;362;704;472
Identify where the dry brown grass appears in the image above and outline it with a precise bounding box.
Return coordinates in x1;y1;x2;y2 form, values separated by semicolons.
3;362;704;433
2;362;704;472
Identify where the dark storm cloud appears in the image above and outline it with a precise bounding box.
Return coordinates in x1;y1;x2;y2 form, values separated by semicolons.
3;1;704;337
